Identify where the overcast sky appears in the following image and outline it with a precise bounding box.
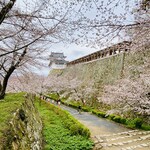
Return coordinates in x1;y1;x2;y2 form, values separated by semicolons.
15;0;99;59
14;0;137;75
15;0;106;61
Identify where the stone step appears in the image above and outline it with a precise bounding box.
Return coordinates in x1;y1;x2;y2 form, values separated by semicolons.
94;130;138;137
93;131;150;150
101;142;150;150
93;132;150;143
105;133;150;143
103;140;150;147
95;130;150;139
121;142;150;150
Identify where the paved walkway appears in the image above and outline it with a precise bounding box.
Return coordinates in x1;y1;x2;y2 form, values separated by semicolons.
60;105;129;135
48;100;150;150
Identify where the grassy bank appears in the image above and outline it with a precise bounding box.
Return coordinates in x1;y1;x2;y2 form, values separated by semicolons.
0;93;25;147
35;99;93;150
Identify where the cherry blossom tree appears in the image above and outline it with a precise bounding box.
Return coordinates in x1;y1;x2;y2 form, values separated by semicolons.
126;0;150;51
46;76;100;106
102;74;150;120
0;0;95;98
7;73;48;94
44;76;70;98
67;78;99;106
1;0;149;99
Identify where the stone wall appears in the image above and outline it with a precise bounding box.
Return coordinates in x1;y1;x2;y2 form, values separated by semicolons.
54;49;150;89
58;52;124;87
49;49;150;113
2;97;43;150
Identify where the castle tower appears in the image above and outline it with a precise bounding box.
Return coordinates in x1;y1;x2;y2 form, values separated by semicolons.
49;52;67;69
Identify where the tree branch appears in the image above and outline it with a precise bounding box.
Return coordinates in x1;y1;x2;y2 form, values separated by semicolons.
89;21;150;28
14;47;27;68
0;35;42;57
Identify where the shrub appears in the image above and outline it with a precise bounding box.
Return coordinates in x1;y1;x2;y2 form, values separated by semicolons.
126;118;143;129
80;127;90;138
91;110;106;118
108;114;116;120
133;118;143;128
120;118;127;124
69;103;78;109
59;109;90;138
141;124;150;130
92;109;98;115
126;119;135;128
82;107;90;112
112;116;121;123
70;124;80;135
48;93;58;100
69;123;90;138
108;114;127;124
63;120;73;129
97;112;106;118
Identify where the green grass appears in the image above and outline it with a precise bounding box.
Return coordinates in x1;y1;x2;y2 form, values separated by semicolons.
0;93;25;142
48;93;59;100
35;100;93;150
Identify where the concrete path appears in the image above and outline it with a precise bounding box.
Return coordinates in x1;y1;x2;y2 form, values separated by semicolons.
48;100;150;150
60;105;129;135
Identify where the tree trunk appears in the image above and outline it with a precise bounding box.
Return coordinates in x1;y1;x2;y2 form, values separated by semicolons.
0;0;16;25
81;98;85;106
0;66;15;99
0;81;2;92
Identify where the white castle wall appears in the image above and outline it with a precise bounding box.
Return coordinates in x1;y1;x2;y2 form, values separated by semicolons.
50;62;66;69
